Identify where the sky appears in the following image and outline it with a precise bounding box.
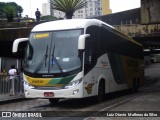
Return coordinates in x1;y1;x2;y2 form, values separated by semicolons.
0;0;140;18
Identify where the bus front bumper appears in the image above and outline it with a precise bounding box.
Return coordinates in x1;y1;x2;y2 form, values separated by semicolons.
24;84;83;98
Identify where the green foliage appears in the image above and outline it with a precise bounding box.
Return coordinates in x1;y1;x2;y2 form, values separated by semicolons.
41;15;58;21
50;0;87;19
3;5;16;22
0;2;6;18
5;2;23;17
0;2;23;22
3;5;16;17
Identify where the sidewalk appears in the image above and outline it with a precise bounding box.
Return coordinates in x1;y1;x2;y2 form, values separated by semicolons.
0;93;24;103
0;75;25;103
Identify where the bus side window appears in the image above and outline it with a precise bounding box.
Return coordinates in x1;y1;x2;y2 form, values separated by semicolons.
85;37;92;65
84;26;99;73
27;44;33;60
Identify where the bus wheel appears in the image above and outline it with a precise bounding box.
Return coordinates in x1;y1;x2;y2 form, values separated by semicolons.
49;98;59;104
97;80;105;102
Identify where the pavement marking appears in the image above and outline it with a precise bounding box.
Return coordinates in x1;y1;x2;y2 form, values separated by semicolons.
99;97;134;112
83;94;142;120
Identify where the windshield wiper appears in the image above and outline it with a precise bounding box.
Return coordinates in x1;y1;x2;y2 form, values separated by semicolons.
51;45;63;74
34;45;48;73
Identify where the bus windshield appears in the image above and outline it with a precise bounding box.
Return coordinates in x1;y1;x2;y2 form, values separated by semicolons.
24;29;82;74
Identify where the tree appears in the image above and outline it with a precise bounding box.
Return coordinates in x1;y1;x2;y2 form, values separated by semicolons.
5;2;23;18
0;2;6;18
50;0;87;19
0;2;23;22
17;6;23;17
3;5;16;22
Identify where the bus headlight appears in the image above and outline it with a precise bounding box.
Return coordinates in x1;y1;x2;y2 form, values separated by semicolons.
24;81;35;89
65;79;82;89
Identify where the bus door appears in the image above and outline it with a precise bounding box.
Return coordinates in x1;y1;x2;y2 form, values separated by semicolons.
83;36;97;96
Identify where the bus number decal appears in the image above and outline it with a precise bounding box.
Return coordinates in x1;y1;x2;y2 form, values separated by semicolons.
32;80;43;84
33;33;49;39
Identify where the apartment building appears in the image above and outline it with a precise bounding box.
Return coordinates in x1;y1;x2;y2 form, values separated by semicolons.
50;0;112;19
42;3;51;16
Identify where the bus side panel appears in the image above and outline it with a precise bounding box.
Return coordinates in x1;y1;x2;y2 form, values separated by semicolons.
98;53;128;93
83;54;111;97
83;70;96;97
92;54;111;94
108;53;144;89
99;24;144;90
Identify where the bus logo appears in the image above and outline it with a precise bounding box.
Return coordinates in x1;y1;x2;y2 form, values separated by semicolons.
85;83;94;94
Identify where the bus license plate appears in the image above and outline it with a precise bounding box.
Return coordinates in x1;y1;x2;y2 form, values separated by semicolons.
44;92;54;97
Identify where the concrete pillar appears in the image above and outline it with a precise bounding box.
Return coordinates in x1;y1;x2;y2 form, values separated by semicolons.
141;0;160;24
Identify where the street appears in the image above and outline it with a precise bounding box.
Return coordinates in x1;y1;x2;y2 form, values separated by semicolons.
0;63;160;120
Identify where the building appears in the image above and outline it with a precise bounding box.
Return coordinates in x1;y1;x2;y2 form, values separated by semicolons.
42;3;50;16
102;0;112;15
50;0;112;19
50;9;65;18
73;0;99;18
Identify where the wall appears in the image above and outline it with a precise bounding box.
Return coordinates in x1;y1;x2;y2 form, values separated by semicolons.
114;24;160;37
0;22;43;58
141;0;160;24
97;0;160;25
96;8;141;25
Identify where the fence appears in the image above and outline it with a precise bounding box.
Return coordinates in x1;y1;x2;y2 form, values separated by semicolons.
0;75;24;101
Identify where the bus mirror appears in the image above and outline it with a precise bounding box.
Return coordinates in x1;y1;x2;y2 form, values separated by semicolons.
12;38;29;53
78;34;90;50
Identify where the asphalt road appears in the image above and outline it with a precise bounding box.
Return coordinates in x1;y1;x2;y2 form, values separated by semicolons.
0;63;160;120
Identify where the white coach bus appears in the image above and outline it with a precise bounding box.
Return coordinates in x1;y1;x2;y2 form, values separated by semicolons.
12;19;144;103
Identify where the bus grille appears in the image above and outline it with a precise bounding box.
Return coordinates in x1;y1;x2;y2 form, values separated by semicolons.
34;86;64;90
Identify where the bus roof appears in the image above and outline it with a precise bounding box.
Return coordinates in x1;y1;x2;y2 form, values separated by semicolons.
31;19;113;32
31;19;142;46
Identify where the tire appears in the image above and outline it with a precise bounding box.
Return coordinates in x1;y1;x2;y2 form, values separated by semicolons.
97;80;105;102
49;98;59;104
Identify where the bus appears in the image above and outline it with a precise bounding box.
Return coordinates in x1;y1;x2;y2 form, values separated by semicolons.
150;49;160;63
143;49;151;65
12;19;144;103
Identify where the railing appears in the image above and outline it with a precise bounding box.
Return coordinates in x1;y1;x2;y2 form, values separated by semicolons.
0;75;24;101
